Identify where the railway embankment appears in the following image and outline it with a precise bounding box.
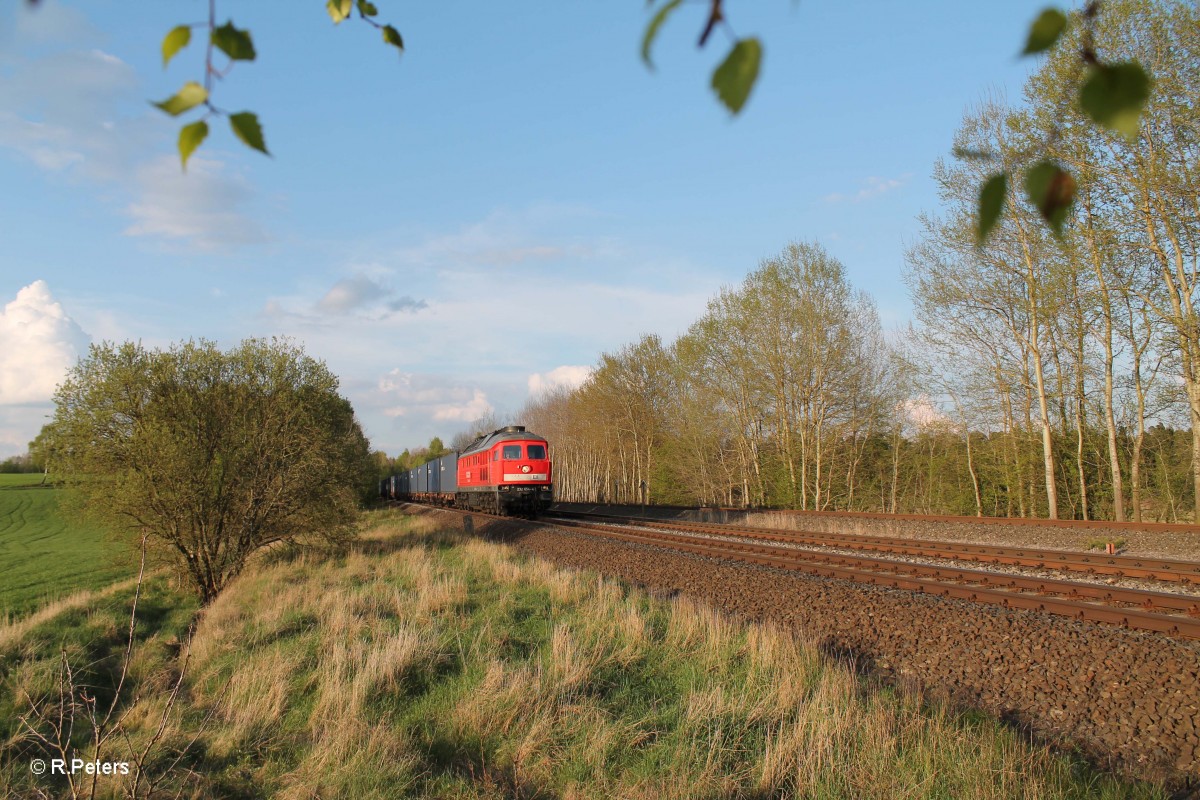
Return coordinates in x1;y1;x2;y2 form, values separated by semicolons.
437;506;1200;790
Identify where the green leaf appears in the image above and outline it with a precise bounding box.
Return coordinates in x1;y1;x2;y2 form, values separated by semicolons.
326;0;352;24
211;22;256;61
1024;160;1076;236
977;172;1008;244
161;25;191;68
1022;8;1068;56
152;82;208;116
229;112;269;155
641;0;684;70
1079;62;1152;141
382;24;404;52
711;37;762;115
357;0;379;16
178;120;208;171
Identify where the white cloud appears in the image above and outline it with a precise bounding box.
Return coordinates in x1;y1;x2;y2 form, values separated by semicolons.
824;175;909;204
124;156;267;249
376;370;492;424
902;395;949;430
258;207;721;454
0;46;139;179
433;390;491;422
0;406;55;460
528;365;591;397
0;280;90;405
0;116;84;170
0;16;266;250
315;274;427;316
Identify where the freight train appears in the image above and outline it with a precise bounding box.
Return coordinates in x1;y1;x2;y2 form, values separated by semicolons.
379;425;553;516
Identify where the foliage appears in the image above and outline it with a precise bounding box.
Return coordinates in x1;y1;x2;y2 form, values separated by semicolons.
523;242;901;510
48;337;374;603
973;2;1154;242
905;0;1199;521
524;190;1199;519
0;455;40;474
148;0;403;169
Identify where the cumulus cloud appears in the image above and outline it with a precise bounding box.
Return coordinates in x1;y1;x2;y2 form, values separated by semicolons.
318;276;384;314
528;365;591;397
902;395;949;430
0;280;90;404
377;370;492;423
432;390;491;421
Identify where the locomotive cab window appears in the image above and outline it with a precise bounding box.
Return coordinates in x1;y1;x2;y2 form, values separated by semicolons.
502;445;521;459
493;451;498;461
527;444;546;460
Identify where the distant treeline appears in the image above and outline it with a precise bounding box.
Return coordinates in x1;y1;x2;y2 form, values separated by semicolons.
0;454;43;474
370;437;454;484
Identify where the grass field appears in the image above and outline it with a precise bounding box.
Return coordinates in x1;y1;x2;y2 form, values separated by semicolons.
0;508;1167;799
0;476;136;618
0;473;48;487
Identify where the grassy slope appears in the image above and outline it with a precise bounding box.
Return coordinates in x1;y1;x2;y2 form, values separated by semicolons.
0;478;135;618
0;509;1169;799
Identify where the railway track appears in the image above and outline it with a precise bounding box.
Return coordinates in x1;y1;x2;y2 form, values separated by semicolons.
392;501;1200;639
536;511;1200;640
550;510;1200;584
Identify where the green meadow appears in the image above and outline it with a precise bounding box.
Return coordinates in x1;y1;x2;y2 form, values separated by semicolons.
0;474;135;618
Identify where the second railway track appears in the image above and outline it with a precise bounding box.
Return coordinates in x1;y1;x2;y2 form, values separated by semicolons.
537;510;1200;640
550;510;1200;584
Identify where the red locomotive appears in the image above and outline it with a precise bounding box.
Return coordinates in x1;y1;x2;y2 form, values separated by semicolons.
456;425;553;514
381;425;553;516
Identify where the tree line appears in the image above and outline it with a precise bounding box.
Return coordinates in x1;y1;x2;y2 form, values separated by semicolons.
514;234;1195;521
906;0;1198;520
509;0;1199;522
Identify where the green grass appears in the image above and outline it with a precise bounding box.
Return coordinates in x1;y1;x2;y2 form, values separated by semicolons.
0;510;1173;799
0;480;135;618
0;473;48;487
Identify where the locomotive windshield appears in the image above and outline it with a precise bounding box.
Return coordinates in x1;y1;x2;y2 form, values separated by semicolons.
527;444;547;459
502;445;521;459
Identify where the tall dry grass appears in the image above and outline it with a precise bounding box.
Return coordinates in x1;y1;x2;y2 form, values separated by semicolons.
1;507;1166;799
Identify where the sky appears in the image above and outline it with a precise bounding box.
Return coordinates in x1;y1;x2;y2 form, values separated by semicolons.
0;0;1054;458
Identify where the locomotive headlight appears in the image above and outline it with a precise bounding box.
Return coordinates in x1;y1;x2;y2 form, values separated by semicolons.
521;465;531;474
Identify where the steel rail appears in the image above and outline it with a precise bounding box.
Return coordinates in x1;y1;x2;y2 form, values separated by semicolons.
709;505;1200;533
539;515;1200;639
550;510;1200;584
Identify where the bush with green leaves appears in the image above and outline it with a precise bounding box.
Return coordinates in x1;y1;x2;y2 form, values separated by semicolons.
49;338;374;604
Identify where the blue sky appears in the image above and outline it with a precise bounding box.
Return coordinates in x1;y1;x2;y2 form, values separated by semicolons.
0;0;1052;457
